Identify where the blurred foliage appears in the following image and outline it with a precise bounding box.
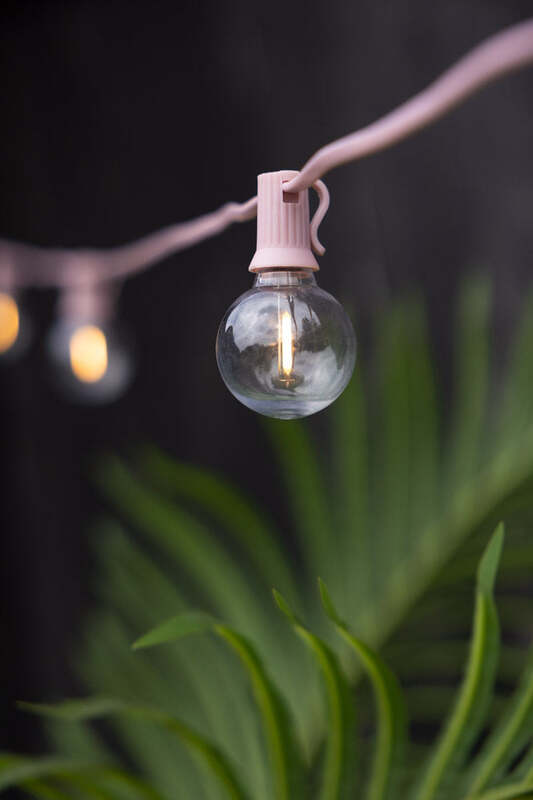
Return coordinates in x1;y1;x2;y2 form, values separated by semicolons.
3;529;533;799
3;275;533;798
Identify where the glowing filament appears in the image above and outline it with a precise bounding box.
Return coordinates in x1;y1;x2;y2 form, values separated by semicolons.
0;293;20;354
69;325;108;383
278;311;294;377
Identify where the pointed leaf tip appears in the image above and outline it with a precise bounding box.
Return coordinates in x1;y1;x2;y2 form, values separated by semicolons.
18;696;125;721
318;578;342;625
132;611;215;650
477;524;505;595
272;589;298;624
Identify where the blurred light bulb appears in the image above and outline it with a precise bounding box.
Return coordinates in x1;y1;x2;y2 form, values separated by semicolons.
216;269;356;419
0;292;20;354
47;316;132;403
69;324;108;383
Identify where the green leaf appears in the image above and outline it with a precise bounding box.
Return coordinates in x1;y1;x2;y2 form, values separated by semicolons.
513;743;533;781
331;370;371;617
499;288;533;443
90;526;269;796
96;458;272;633
19;699;248;800
411;525;504;800
25;785;72;799
462;774;533;800
66;769;165;800
273;589;355;800
20;698;124;722
75;276;533;799
132;611;214;649
0;753;164;799
0;755;90;793
134;612;304;800
466;648;533;793
318;579;406;800
447;275;491;489
477;523;505;594
404;299;439;539
137;445;299;602
263;419;334;581
77;613;212;796
373;304;411;585
15;782;72;800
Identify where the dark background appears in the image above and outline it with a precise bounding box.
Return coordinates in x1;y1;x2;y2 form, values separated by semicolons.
1;0;532;754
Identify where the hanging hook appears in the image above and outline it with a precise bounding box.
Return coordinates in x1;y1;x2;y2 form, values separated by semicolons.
310;179;330;256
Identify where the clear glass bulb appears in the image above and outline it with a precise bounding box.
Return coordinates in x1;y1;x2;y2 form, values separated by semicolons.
47;317;133;403
216;269;356;419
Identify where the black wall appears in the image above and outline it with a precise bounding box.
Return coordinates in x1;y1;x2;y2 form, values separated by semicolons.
1;0;532;753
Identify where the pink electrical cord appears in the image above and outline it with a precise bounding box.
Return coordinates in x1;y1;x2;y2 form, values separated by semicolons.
1;17;533;290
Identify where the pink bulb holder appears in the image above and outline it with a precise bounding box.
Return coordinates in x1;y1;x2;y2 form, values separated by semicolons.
58;279;117;323
0;263;16;294
249;170;330;272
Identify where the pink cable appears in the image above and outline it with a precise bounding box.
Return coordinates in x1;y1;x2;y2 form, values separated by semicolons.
285;17;533;192
1;17;532;289
0;198;258;289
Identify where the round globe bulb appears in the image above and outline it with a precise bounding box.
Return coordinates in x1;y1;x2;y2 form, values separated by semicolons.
0;291;32;361
0;292;20;354
216;269;356;419
47;317;133;403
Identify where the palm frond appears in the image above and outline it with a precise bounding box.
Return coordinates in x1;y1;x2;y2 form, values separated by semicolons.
13;530;532;800
16;276;533;798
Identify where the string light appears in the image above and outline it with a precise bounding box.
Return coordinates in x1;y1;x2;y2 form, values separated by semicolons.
216;172;356;419
69;325;109;383
0;292;20;355
0;19;531;410
0;285;31;361
47;284;133;403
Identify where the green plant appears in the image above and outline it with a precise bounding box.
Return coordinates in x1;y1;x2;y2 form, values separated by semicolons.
3;527;533;799
4;276;533;798
82;278;530;752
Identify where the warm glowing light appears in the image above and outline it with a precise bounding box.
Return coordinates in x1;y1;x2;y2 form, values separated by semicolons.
0;292;20;354
69;325;108;383
278;311;294;377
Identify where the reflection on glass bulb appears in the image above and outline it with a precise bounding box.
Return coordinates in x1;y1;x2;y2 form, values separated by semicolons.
47;317;133;403
0;292;20;354
216;269;356;419
69;325;108;383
